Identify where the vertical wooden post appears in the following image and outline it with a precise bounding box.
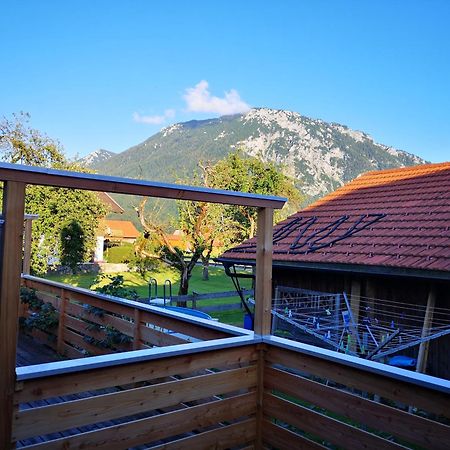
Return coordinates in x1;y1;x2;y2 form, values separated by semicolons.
416;286;436;374
22;217;33;275
0;181;26;449
133;309;141;350
254;207;273;335
56;288;67;355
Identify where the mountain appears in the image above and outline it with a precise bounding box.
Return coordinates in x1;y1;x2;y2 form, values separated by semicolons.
79;149;116;167
84;108;426;223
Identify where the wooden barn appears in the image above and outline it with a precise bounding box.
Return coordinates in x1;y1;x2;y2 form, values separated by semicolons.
220;162;450;380
1;162;449;448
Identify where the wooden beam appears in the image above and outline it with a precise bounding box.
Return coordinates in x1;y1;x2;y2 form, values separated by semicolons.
416;286;436;374
0;163;286;209
0;181;26;449
254;207;274;335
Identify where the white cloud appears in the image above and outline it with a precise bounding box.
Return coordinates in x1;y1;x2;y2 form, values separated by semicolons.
133;109;176;125
183;80;250;115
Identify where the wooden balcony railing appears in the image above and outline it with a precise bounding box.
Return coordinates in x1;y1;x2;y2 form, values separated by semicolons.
262;336;450;449
13;331;450;449
14;336;258;449
20;275;247;358
1;162;284;448
2;163;450;449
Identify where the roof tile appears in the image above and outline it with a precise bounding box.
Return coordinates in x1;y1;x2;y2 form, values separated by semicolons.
222;162;450;274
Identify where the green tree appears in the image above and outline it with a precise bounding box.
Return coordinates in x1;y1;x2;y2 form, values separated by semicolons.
60;220;86;273
208;150;304;240
135;151;303;296
0;113;106;274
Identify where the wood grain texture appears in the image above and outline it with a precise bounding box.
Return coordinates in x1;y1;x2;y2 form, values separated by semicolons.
254;207;274;335
14;345;257;403
64;302;134;336
20;393;256;449
148;418;256;450
139;309;230;340
264;393;404;449
266;346;450;417
13;366;257;439
262;420;327;450
0;181;26;449
139;323;189;346
265;366;450;450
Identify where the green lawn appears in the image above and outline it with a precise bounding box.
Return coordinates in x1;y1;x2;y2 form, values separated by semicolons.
104;243;134;263
46;265;251;296
45;265;252;327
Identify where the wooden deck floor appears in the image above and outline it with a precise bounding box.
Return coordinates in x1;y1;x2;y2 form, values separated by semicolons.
16;333;61;367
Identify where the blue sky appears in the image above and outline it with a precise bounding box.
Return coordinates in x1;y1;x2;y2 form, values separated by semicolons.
1;1;449;162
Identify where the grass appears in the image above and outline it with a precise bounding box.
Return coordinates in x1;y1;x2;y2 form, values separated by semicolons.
46;265;251;296
45;265;253;327
104;243;134;263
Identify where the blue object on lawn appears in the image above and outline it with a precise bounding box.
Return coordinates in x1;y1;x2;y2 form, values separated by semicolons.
160;305;212;320
244;314;253;330
388;355;417;368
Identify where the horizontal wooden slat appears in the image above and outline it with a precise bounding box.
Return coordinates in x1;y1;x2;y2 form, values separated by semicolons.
67;290;134;318
34;292;60;308
64;302;134;336
264;393;403;449
62;328;115;356
265;366;450;450
21;392;256;449
64;315;133;351
139;324;189;346
14;345;257;403
140;310;229;340
149;418;256;450
27;329;57;351
262;419;326;450
266;346;450;417
60;342;84;360
23;279;62;296
13;366;257;439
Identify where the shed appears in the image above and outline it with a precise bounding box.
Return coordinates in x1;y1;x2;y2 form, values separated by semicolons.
220;162;450;379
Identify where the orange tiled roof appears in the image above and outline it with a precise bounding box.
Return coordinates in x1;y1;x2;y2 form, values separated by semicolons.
222;162;450;274
104;220;140;239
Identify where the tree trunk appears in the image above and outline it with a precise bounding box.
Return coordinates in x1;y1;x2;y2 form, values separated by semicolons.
201;255;210;281
202;264;209;281
177;267;189;306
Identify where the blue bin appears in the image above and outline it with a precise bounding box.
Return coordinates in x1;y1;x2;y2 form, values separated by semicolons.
244;314;253;330
388;355;417;368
